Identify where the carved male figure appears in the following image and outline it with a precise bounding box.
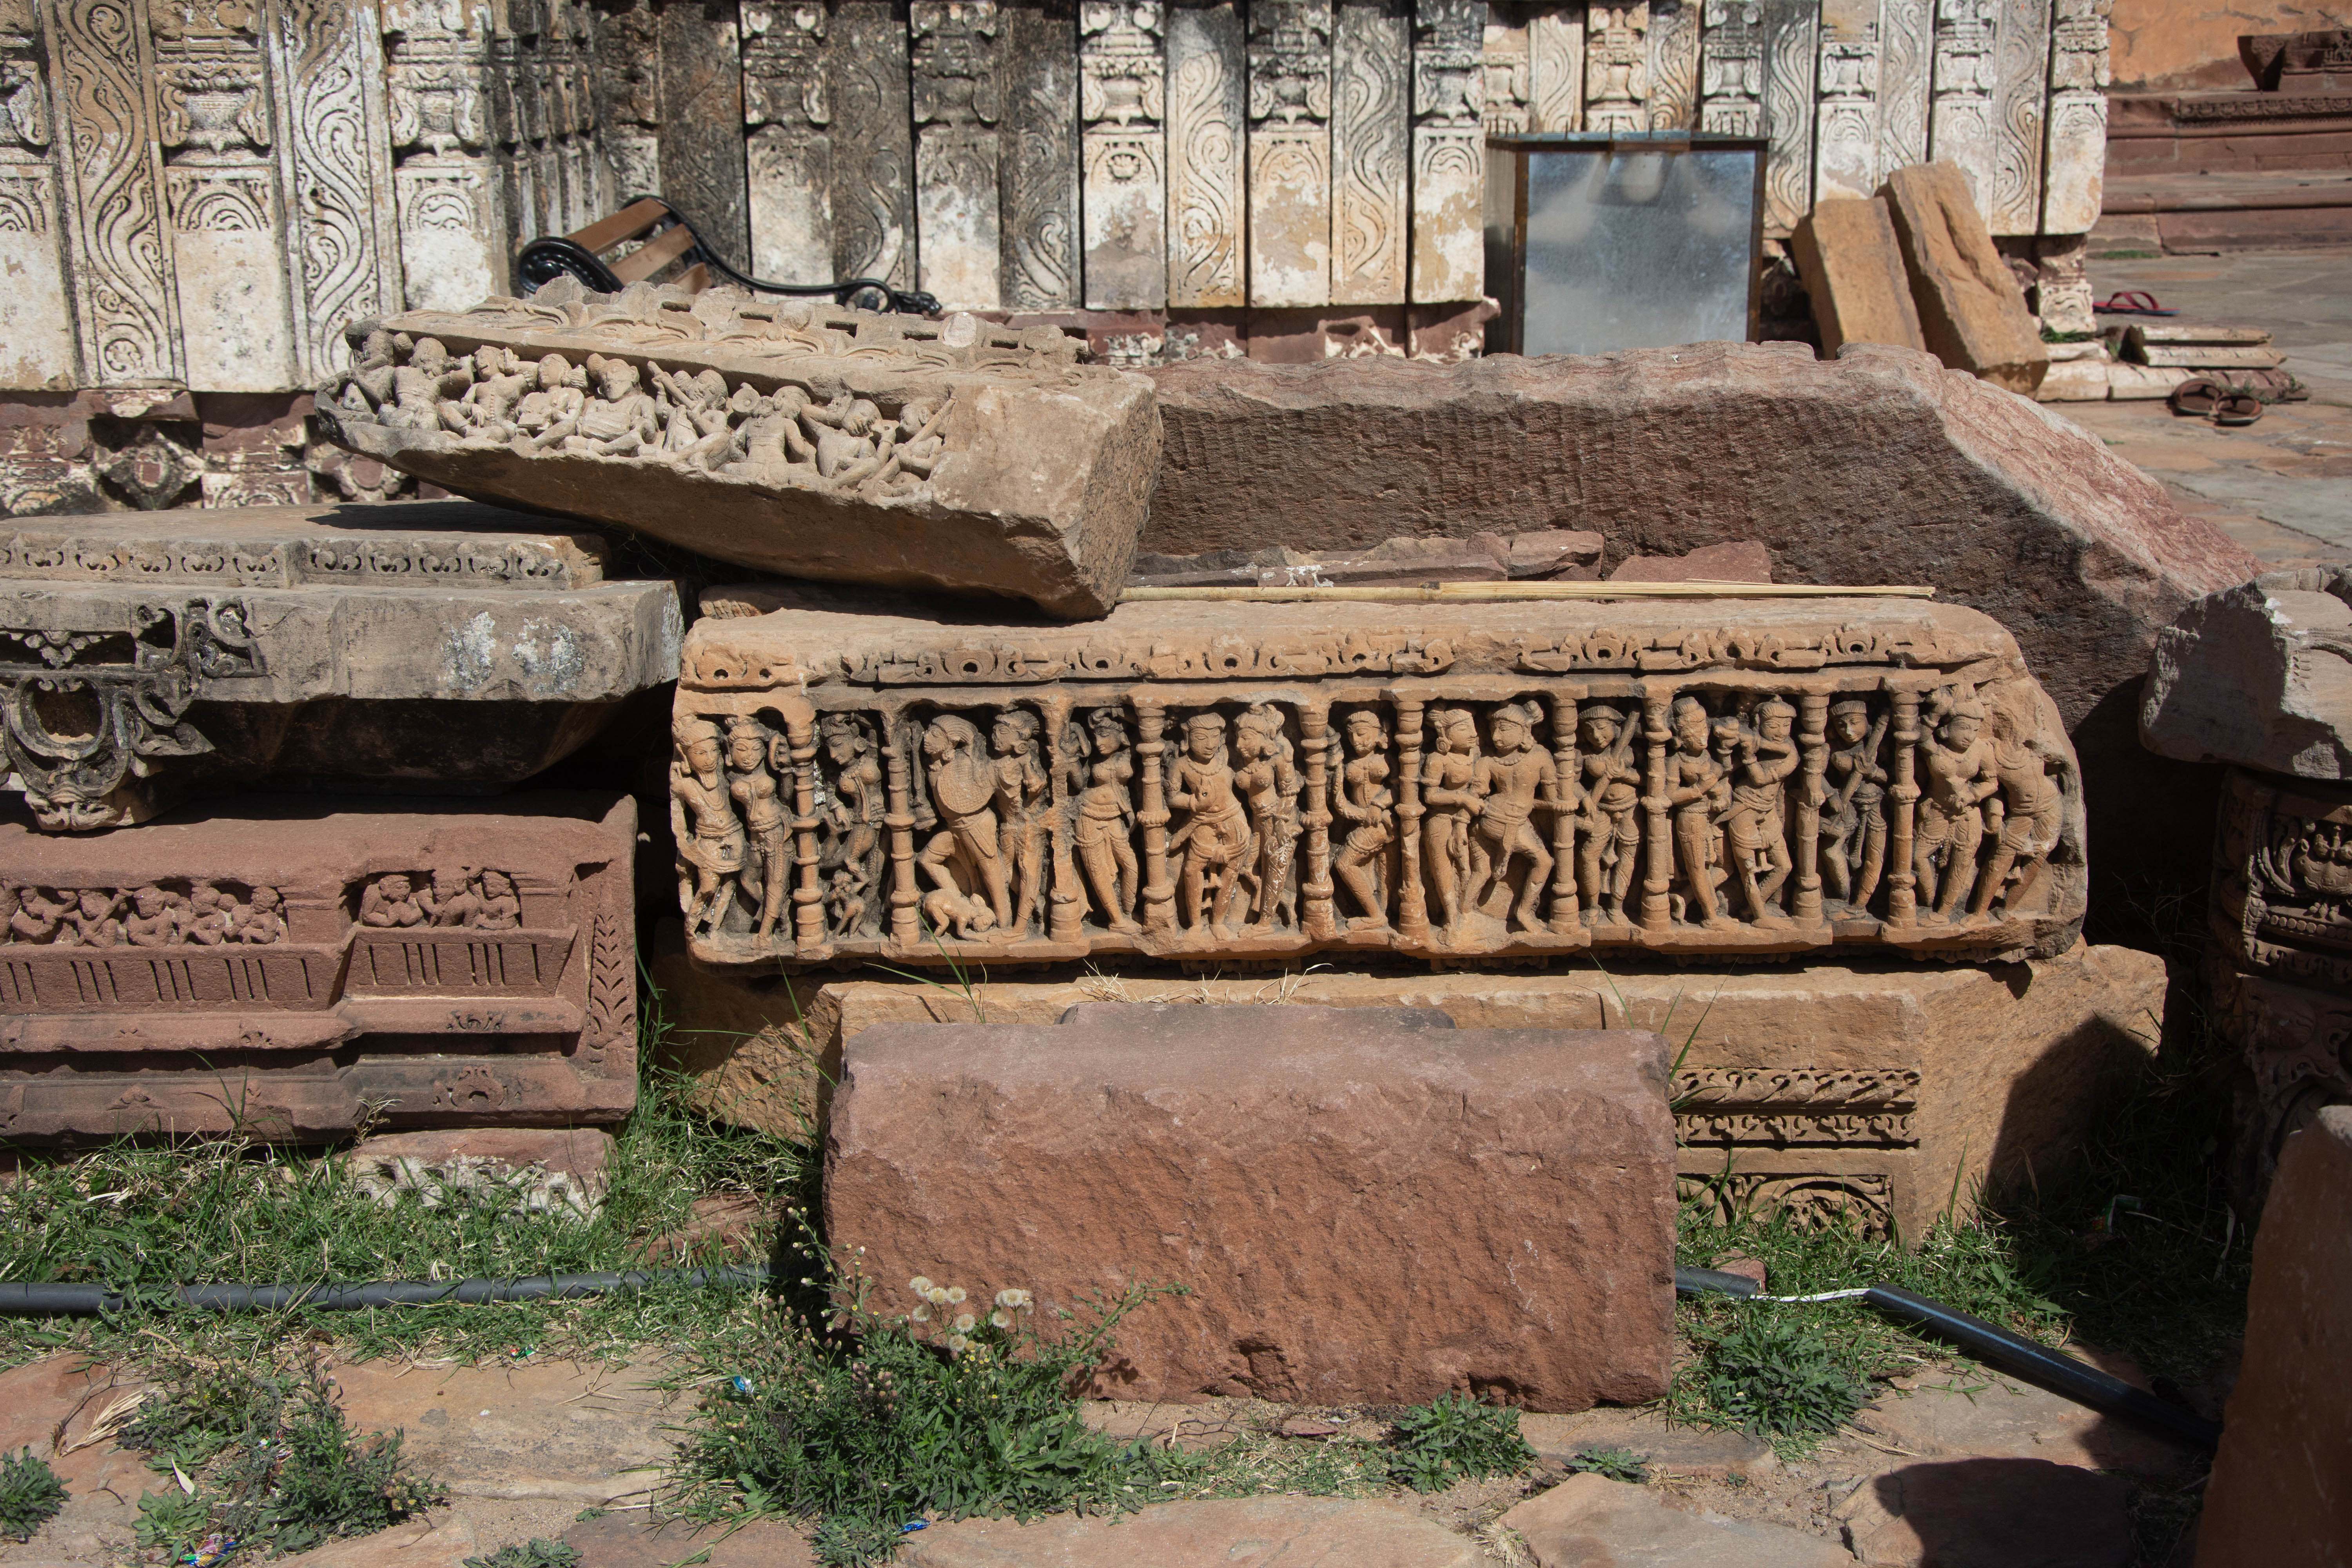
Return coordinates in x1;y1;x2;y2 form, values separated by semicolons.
1233;705;1303;932
360;873;427;928
991;710;1051;937
1914;694;1999;922
1329;708;1396;928
571;354;664;456
1469;701;1559;933
727;715;791;942
422;868;485;928
923;714;1012;931
516;355;590;449
1420;707;1483;935
821;713;888;928
182;882;240;946
476;870;523;930
1665;696;1736;930
1822;698;1889;911
1723;697;1798;925
5;884;68;943
126;886;182;948
1971;706;2062;918
234;887;287;944
1168;711;1252;936
62;889;125;947
673;716;747;938
1575;704;1642;924
392;338;470;430
1074;707;1141;933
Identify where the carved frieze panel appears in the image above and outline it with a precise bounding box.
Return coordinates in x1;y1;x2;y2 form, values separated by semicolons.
1983;0;2044;236
1813;2;1881;202
830;0;916;289
1526;6;1583;132
674;596;2086;968
1003;0;1080;309
1082;0;1167;308
1927;0;1995;213
1675;1065;1921;1147
912;0;1005;310
1166;0;1244;307
0;796;638;1143
271;0;403;384
0;2;72;390
1759;0;1815;235
1678;1171;1894;1239
1248;0;1333;307
1699;0;1762;134
1645;0;1697;129
2216;768;2352;993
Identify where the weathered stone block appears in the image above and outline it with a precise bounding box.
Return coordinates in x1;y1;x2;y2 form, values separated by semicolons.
1791;197;1927;357
0;794;637;1143
826;1003;1676;1409
1140;343;2258;740
345;1127;616;1218
2196;1105;2352;1568
0;500;681;831
2209;768;2352;996
315;282;1161;620
1878;163;2050;397
2142;568;2352;782
673;591;2087;970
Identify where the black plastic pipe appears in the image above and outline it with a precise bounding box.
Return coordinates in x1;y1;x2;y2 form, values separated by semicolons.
0;1264;771;1317
1673;1265;1762;1298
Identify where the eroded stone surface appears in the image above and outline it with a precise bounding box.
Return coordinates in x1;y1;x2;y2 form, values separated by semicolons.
1792;198;1927;357
1500;1474;1851;1568
1878;164;2049;397
0;794;637;1142
315;283;1160;619
2196;1105;2352;1568
1854;1368;2194;1480
901;1496;1483;1567
826;1004;1675;1409
0;500;680;832
674;593;2087;971
2142;566;2352;780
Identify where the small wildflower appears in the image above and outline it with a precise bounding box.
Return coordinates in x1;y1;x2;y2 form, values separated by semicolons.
909;1275;933;1295
927;1286;949;1305
945;1285;966;1304
953;1312;976;1333
911;1303;931;1321
946;1333;970;1353
989;1309;1012;1329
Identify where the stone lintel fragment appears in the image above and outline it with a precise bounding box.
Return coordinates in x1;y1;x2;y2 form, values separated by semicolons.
2141;567;2352;781
0;794;639;1144
1878;162;2050;396
672;591;2087;969
1790;197;1927;356
315;281;1161;619
826;1003;1677;1409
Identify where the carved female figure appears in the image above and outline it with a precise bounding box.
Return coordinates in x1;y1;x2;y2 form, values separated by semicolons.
360;873;426;928
1469;701;1560;934
1420;708;1484;935
1822;698;1889;911
991;710;1051;936
672;716;747;938
1233;705;1303;932
1575;704;1642;924
821;713;887;931
1075;707;1141;933
1723;698;1799;925
923;714;1012;931
1330;709;1396;928
725;715;790;942
1168;711;1252;936
1913;694;1999;923
1666;696;1736;930
1970;707;2063;918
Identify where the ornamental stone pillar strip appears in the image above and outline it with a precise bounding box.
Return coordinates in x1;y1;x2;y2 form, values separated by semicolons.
0;0;74;390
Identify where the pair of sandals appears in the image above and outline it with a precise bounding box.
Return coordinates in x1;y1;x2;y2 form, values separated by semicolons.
2171;377;2265;426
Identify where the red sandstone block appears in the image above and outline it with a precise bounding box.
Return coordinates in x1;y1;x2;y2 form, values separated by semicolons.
825;1003;1675;1411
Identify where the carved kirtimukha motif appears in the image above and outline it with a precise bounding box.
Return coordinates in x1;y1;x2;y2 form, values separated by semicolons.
2217;771;2352;994
673;595;2085;968
1584;4;1650;132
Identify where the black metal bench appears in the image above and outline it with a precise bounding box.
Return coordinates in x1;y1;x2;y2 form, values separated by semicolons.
515;196;939;315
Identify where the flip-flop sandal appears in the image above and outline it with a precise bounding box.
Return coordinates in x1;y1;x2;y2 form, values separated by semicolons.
2095;290;2180;316
2214;392;2264;426
2169;377;2226;416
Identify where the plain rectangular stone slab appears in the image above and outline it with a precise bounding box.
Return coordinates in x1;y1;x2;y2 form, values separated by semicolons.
2037;359;2112;401
2107;363;2194;400
316;281;1160;619
825;1003;1675;1410
1500;1474;1852;1568
1878;163;2050;397
1791;198;1927;356
2133;345;2286;370
903;1497;1483;1568
2196;1105;2352;1568
2141;567;2352;779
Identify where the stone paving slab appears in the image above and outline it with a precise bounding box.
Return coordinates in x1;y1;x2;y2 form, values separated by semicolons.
1854;1367;2197;1480
1498;1474;1850;1567
561;1513;824;1566
1518;1409;1779;1482
1832;1456;2134;1568
900;1497;1485;1567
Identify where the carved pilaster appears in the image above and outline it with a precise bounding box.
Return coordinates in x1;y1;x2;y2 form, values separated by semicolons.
1759;0;1815;236
1247;0;1331;308
1479;10;1526;134
742;0;833;286
912;0;1003;310
884;707;921;945
1392;693;1427;940
1984;0;2045;235
1794;690;1827;924
270;0;402;382
1409;0;1479;303
784;702;825;955
1040;691;1084;940
1004;0;1079;308
1814;4;1882;203
1527;5;1582;131
0;0;73;390
384;0;501;312
1081;0;1166;308
1876;0;1929;175
1645;0;1696;130
1639;688;1671;931
1927;0;1995;213
2040;0;2106;234
831;0;914;288
656;0;749;270
1298;699;1336;939
590;0;660;204
1331;0;1405;305
1165;0;1242;306
1699;0;1762;134
1547;692;1579;932
1885;683;1920;927
1583;3;1646;132
1135;697;1174;933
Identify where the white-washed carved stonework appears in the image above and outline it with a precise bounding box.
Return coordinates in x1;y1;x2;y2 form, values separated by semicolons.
1583;3;1647;132
673;596;2087;968
1928;0;1994;211
1002;0;1079;310
1699;0;1762;134
829;0;915;289
1410;0;1479;303
1166;0;1244;307
1526;6;1582;132
276;0;403;384
1082;0;1167;309
0;2;71;391
1332;0;1405;304
1984;0;2043;236
1760;0;1815;235
1814;13;1880;201
50;0;182;385
1479;13;1528;134
1644;0;1697;130
1873;0;1929;174
911;0;1004;310
1248;0;1333;308
2039;0;2105;234
742;0;834;286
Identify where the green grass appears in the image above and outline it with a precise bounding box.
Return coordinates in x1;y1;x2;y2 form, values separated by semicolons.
0;1446;66;1541
1381;1392;1534;1493
464;1541;583;1568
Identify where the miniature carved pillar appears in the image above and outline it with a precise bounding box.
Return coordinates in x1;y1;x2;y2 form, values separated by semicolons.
780;699;824;954
1639;688;1673;932
1885;684;1922;927
1548;691;1580;932
1040;690;1085;942
1298;699;1337;939
1393;693;1428;940
1793;690;1828;924
883;706;922;944
1135;697;1176;933
1247;0;1333;307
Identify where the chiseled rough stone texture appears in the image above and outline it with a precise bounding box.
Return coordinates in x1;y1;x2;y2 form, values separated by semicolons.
1499;1474;1852;1568
902;1497;1483;1568
1792;198;1927;357
2142;566;2352;780
0;500;681;832
826;1004;1676;1409
2197;1105;2352;1568
317;282;1160;619
0;793;638;1142
671;947;2165;1244
1878;163;2050;397
1142;342;2259;740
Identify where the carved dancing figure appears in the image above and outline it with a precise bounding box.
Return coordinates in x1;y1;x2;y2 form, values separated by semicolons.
1233;705;1303;932
990;710;1051;936
1723;698;1799;925
672;716;747;938
1970;706;2063;918
1575;704;1642;924
724;716;791;942
1666;696;1736;930
1168;712;1253;936
392;338;469;431
1420;708;1483;936
1329;709;1396;928
820;713;887;933
360;873;426;928
922;714;1012;931
181;882;239;945
1468;701;1560;933
652;363;737;466
61;889;124;947
447;346;535;439
476;870;522;930
1913;693;1999;923
733;384;820;474
1822;699;1889;911
804;395;884;481
1074;708;1141;933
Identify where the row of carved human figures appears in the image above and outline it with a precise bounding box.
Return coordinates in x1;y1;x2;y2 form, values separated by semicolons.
669;687;2066;949
2;882;288;947
336;332;948;495
357;870;525;931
